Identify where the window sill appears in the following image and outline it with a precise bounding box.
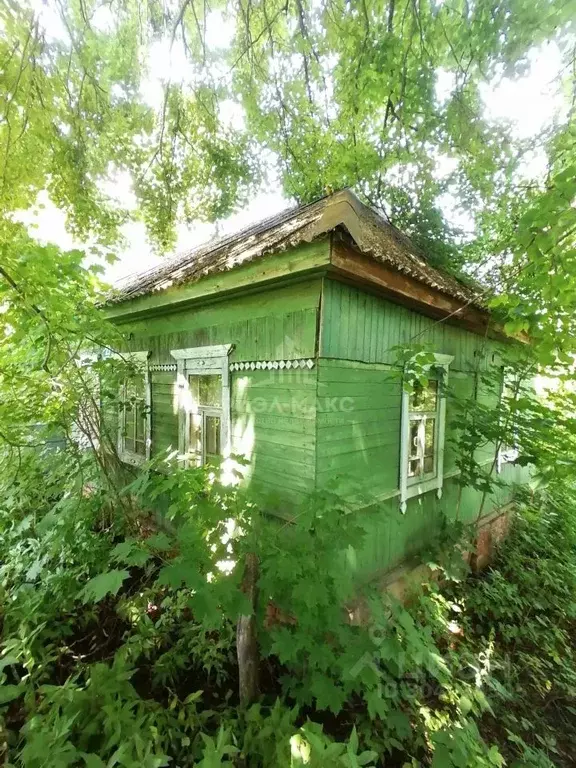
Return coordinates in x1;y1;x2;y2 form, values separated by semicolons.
118;451;146;467
400;475;442;512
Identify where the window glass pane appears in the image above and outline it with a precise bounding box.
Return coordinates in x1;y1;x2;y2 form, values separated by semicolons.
126;375;144;401
424;418;435;452
135;405;145;442
409;421;420;459
124;407;135;436
189;413;202;458
199;375;221;407
423;455;434;473
134;395;145;457
123;374;146;455
408;420;422;477
411;379;438;412
188;375;199;405
188;374;222;407
205;415;221;460
423;418;436;474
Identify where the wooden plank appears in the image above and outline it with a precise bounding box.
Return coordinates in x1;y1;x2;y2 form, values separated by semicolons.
232;411;315;431
364;291;373;363
249;439;314;463
248;478;305;501
251;465;313;492
317;430;399;458
318;417;400;442
316;455;399;488
317;408;399;427
252;452;315;479
316;463;398;485
318;358;396;373
317;380;402;398
124;307;319;364
231;424;315;448
233;402;316;421
232;371;316;391
234;386;317;403
320;277;332;356
151;372;176;384
316;393;400;412
151;405;178;420
152;390;176;403
151;383;175;394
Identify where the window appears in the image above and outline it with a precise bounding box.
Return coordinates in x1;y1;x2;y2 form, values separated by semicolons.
118;351;151;465
170;345;233;467
187;374;223;465
497;371;520;472
407;379;439;480
399;354;453;512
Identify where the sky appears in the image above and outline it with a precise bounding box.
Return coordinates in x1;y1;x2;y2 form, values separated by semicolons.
15;6;569;286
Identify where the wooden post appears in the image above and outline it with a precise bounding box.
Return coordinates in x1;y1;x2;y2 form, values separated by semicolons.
236;552;259;706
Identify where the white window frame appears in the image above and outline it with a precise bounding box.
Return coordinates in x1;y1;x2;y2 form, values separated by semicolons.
399;353;453;513
170;344;233;467
117;350;151;466
497;369;520;472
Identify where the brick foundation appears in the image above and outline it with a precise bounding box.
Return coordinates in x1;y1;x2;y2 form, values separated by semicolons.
380;504;514;604
472;504;513;570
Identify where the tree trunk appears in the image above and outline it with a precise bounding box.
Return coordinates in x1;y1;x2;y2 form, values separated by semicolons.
236;551;260;706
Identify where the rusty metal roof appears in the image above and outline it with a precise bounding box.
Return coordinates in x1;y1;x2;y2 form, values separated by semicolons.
109;189;481;308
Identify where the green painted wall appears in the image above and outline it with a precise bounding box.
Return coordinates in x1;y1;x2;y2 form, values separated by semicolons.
316;278;526;574
119;279;322;364
115;278;322;500
320;277;502;370
230;367;316;499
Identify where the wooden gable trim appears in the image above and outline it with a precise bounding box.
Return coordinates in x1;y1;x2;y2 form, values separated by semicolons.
328;238;507;341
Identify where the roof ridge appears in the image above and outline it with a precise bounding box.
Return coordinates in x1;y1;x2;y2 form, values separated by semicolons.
108;189;482;311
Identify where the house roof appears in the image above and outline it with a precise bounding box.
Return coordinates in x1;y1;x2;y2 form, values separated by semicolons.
109;189;482;309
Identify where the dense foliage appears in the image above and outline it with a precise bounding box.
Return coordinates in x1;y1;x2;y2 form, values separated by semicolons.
2;441;576;766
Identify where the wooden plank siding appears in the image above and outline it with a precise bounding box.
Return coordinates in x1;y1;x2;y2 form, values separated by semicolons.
119;279;322;365
231;368;317;498
315;278;525;575
320;278;501;371
113;279;323;500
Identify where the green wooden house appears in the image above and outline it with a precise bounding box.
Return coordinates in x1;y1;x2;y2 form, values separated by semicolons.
105;190;524;576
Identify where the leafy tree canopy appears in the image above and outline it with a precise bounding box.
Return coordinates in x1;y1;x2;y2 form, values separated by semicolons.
0;0;573;245
2;0;575;358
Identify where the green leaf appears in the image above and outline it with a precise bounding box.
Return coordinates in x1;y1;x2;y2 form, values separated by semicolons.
80;755;106;768
80;570;130;603
458;695;473;716
156;561;202;590
0;684;23;705
111;539;151;567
